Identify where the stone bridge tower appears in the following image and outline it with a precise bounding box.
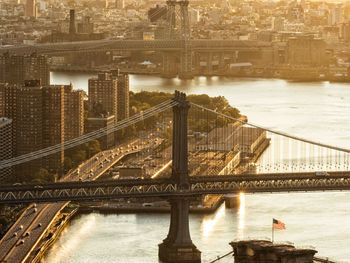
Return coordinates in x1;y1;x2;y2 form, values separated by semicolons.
158;91;200;262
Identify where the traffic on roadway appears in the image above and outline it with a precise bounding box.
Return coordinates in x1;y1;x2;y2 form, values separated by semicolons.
0;137;159;262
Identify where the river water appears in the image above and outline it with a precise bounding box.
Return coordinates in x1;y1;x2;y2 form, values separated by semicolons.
46;72;350;263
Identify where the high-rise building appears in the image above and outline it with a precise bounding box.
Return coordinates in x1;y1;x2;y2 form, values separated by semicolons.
64;85;85;141
116;74;129;121
115;0;125;9
0;53;50;86
42;84;65;171
25;0;36;17
69;9;76;35
0;117;13;182
0;54;24;85
111;70;129;121
88;72;118;121
88;71;131;145
0;83;17;153
15;80;44;173
1;81;85;175
24;54;49;84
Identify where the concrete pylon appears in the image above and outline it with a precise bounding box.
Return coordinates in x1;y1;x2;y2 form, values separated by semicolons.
158;91;201;263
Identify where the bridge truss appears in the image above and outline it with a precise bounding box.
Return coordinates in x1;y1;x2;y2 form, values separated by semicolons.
1;173;350;204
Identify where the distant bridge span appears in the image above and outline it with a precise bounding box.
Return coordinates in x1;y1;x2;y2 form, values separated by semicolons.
0;39;270;55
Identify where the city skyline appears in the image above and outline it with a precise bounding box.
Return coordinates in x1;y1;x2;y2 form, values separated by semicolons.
0;0;350;262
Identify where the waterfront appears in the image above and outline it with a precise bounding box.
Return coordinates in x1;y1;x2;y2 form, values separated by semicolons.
47;72;350;262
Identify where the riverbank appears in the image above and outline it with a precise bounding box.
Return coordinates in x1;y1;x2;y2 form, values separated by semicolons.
79;195;225;215
26;206;77;263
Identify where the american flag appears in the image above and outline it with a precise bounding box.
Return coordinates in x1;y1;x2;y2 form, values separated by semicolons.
273;218;286;230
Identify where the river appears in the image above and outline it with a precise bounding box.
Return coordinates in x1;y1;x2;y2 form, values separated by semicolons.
45;72;350;263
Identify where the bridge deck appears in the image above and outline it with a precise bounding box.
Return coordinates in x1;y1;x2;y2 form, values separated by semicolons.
1;172;350;204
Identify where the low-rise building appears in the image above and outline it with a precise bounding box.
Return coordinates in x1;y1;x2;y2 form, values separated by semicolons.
85;115;115;150
230;240;317;263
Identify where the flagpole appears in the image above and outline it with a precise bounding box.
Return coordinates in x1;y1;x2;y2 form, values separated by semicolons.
272;219;274;243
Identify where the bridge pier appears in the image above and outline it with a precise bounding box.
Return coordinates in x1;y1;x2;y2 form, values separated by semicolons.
224;194;240;208
179;49;193;80
178;70;193;80
162;52;178;79
159;198;201;263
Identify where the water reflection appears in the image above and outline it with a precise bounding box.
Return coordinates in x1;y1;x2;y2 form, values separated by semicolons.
201;205;226;238
46;214;97;263
237;193;245;240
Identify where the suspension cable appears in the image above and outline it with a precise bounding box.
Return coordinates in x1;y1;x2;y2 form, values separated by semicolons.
190;102;350;154
0;100;177;169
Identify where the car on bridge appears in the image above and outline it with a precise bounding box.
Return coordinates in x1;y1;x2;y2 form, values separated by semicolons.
315;171;329;176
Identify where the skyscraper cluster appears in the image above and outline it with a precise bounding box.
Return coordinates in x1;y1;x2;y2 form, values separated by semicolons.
0;80;85;179
0;54;85;181
0;52;130;182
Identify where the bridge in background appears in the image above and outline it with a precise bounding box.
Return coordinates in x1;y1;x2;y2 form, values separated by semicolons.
0;39;268;54
0;0;273;79
1;91;350;263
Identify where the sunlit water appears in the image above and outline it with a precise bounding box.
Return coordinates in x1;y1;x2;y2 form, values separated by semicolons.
47;73;350;262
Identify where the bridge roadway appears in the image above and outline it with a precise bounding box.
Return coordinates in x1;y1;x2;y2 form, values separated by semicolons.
0;138;156;263
0;39;271;55
1;171;350;204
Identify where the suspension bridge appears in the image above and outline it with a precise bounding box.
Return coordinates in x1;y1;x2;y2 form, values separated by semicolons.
0;91;350;263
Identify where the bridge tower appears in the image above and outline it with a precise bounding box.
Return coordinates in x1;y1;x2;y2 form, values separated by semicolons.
162;0;193;80
158;91;201;263
178;0;192;79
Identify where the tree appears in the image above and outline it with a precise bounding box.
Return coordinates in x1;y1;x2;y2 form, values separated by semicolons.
0;216;9;232
64;157;73;171
188;94;211;107
33;168;54;183
91;102;108;117
223;107;240;118
87;140;101;157
72;150;87;165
